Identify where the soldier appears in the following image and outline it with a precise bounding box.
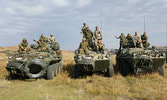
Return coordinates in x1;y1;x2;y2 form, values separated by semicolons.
96;39;105;52
48;34;56;44
18;38;31;53
80;22;87;38
39;34;48;42
126;33;135;48
51;41;60;51
85;27;93;48
115;33;127;50
141;32;149;48
93;26;103;46
133;32;143;48
38;40;47;52
78;38;89;55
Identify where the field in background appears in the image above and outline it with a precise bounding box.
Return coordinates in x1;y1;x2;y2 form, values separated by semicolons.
0;47;167;100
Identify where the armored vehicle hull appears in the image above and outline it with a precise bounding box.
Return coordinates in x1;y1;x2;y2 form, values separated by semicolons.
6;50;63;80
74;51;114;78
116;48;166;76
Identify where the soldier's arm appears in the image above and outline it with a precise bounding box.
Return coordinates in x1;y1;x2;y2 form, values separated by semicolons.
45;37;48;42
115;36;120;39
18;43;24;49
93;31;96;39
146;36;148;41
80;28;83;34
54;38;56;42
48;37;51;43
100;31;103;38
25;43;29;49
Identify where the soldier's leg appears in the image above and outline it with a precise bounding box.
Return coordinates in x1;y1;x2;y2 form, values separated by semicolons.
119;44;121;50
140;42;143;48
19;47;22;52
79;49;84;54
94;39;97;46
85;48;89;55
147;42;150;48
83;33;86;38
26;47;32;52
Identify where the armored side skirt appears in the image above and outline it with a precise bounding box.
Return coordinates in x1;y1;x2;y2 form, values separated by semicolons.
77;59;110;72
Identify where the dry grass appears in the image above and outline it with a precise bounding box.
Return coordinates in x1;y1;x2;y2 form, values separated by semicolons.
0;46;167;100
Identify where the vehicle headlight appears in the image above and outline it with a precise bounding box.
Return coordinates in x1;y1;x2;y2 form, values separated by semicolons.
106;54;110;58
161;53;165;56
39;55;43;59
9;56;12;59
132;53;136;56
16;57;23;60
78;56;82;59
75;50;79;55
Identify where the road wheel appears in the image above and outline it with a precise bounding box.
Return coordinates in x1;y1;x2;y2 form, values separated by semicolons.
105;65;115;77
54;67;58;77
134;67;140;77
158;65;165;76
74;65;79;78
47;65;54;80
8;73;16;80
58;66;61;72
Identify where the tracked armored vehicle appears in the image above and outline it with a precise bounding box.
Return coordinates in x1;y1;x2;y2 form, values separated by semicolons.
74;50;114;78
116;48;166;76
6;43;63;80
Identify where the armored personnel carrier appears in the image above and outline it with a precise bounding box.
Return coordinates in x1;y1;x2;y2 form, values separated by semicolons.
74;50;114;78
6;43;63;80
116;48;166;76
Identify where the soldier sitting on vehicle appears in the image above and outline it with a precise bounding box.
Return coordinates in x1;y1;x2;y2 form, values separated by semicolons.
126;33;135;48
48;34;56;44
80;22;87;38
133;32;143;48
115;33;127;50
93;26;103;46
141;32;150;48
39;33;48;43
95;39;105;53
37;40;48;52
78;38;89;55
51;41;60;51
18;38;31;53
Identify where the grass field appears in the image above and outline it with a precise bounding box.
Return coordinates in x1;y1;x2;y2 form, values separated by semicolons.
0;47;167;100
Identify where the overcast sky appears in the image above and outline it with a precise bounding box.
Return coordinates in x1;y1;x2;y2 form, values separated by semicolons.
0;0;167;50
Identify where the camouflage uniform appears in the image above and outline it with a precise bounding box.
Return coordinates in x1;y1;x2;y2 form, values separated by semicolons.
48;35;56;44
93;29;103;46
18;38;31;53
126;34;135;48
116;34;127;50
96;41;105;52
141;34;149;48
38;41;47;52
80;25;87;38
133;34;143;48
51;42;60;51
79;40;89;54
85;29;93;48
39;36;48;42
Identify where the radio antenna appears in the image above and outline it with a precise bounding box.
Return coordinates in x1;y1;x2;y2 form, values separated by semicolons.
144;2;146;32
100;0;103;32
